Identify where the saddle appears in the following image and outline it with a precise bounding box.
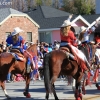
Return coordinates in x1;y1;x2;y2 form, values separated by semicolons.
10;49;21;53
59;46;76;61
10;49;26;62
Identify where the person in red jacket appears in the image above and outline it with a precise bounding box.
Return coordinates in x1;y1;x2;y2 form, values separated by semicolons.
60;15;77;47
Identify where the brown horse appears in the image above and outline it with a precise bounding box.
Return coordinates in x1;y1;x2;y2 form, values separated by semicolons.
0;44;37;99
43;48;84;100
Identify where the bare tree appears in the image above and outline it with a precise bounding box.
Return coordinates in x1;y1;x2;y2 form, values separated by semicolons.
16;0;21;11
11;0;16;9
26;0;31;11
52;0;59;8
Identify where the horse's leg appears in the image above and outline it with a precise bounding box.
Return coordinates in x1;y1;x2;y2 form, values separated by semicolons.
75;81;82;100
50;76;59;100
94;67;100;90
72;78;76;92
1;81;11;99
23;73;31;98
67;76;71;85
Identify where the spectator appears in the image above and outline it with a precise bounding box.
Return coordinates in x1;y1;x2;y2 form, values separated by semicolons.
1;41;7;52
48;43;53;52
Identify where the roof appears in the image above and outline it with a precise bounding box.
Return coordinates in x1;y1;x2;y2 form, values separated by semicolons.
82;14;100;28
26;5;100;30
26;6;73;29
72;15;90;26
26;6;95;29
40;6;70;18
0;8;39;27
0;8;24;23
82;14;100;24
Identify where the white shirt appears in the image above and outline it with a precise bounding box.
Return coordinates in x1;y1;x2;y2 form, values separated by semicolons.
82;31;90;42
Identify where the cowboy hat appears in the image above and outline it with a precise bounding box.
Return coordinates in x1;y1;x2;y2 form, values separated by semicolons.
80;26;86;33
89;41;95;44
61;20;71;27
11;27;23;36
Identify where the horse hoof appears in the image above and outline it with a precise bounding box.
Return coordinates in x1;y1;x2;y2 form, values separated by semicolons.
26;93;31;98
79;93;82;100
7;96;11;100
23;92;31;98
76;97;81;100
6;95;11;99
97;86;100;90
23;92;27;96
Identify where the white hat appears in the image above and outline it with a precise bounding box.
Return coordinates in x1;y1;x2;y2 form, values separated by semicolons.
80;26;86;33
90;41;95;44
11;27;23;36
61;20;71;27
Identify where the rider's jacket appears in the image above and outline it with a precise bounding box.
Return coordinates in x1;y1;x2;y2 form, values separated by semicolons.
6;35;24;47
60;30;77;47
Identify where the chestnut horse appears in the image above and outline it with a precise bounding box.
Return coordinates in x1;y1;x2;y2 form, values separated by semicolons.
0;44;37;99
43;49;84;100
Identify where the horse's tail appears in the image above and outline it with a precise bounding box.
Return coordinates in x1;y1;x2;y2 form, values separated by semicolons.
43;53;51;93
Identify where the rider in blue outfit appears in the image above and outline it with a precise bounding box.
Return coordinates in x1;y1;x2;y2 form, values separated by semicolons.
6;32;24;53
6;27;31;82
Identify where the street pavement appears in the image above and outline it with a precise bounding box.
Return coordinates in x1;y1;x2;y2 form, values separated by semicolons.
0;79;100;100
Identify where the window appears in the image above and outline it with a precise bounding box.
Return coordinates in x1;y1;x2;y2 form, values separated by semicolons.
39;31;52;43
27;32;32;42
6;32;11;39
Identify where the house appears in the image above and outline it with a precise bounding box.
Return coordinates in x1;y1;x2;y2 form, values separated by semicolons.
26;6;91;44
82;14;100;40
0;8;39;43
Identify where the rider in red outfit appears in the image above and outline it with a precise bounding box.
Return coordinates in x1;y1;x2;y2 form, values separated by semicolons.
60;15;90;72
60;30;77;46
60;14;77;47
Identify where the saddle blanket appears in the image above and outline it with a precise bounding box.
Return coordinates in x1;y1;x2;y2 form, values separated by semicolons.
69;44;86;61
60;42;86;62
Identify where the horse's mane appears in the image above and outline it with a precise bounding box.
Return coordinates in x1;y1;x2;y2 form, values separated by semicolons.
27;44;37;56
